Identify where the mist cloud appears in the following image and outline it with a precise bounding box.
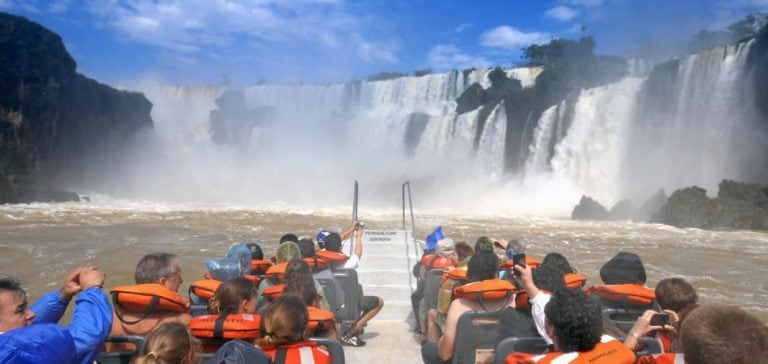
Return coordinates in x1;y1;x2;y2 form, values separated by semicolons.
480;26;551;49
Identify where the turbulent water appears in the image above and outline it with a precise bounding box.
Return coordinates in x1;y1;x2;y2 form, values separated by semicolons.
1;202;766;324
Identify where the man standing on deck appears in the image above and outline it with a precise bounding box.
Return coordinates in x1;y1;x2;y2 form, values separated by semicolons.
323;222;384;347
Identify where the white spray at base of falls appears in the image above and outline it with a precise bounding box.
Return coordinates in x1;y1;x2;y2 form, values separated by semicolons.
95;41;764;215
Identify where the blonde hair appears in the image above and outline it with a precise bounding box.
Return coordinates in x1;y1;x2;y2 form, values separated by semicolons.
255;294;308;350
133;322;197;364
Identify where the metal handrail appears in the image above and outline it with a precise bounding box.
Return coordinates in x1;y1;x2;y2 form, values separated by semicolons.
351;180;358;256
402;181;420;293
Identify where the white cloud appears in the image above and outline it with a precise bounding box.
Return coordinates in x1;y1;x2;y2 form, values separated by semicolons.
48;0;71;14
356;37;399;64
565;0;605;8
83;0;395;65
427;44;491;71
546;6;580;21
480;26;551;49
455;23;472;33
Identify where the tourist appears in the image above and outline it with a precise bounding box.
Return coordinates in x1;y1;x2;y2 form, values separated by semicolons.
255;295;331;364
133;322;200;364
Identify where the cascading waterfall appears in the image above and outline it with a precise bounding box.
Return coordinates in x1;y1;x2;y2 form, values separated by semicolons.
103;41;764;214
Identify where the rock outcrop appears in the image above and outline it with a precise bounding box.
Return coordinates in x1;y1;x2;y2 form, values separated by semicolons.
571;195;610;220
0;12;153;203
651;180;768;230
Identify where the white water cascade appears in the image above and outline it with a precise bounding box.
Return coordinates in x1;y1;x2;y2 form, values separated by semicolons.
100;41;764;214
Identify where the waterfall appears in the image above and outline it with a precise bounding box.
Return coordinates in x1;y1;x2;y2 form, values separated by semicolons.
106;42;764;213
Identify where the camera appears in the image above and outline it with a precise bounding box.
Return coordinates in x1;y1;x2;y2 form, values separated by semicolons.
650;313;670;326
356;221;365;228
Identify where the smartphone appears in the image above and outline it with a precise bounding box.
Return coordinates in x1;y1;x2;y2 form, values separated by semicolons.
650;313;670;326
512;253;526;277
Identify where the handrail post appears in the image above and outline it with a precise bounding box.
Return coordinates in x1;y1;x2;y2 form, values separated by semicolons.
402;181;420;293
351;180;358;257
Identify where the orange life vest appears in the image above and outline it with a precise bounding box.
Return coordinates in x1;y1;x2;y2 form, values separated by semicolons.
500;256;542;272
303;256;328;271
441;268;468;285
189;313;262;340
515;289;531;310
262;284;285;301
189;279;221;301
110;284;189;324
420;254;454;270
564;273;587;289
307;306;335;336
586;284;656;306
453;279;516;302
316;249;349;265
265;341;331;364
506;336;636;364
637;353;685;364
265;262;288;281
251;259;273;275
203;272;261;285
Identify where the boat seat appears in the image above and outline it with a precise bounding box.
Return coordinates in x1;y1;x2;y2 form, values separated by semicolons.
452;309;504;364
311;337;346;364
97;335;146;364
333;268;362;335
493;337;548;364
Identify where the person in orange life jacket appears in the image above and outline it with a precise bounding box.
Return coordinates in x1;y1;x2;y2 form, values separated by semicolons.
506;289;636;364
208;277;258;315
296;239;345;312
0;267;112;364
421;250;514;364
514;263;566;348
257;241;302;309
134;322;201;364
417;238;459;337
284;275;337;339
255;294;331;364
109;252;192;340
323;229;384;347
624;278;699;353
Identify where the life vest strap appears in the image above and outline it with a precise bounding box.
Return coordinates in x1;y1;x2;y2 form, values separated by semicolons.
113;293;161;325
213;314;228;340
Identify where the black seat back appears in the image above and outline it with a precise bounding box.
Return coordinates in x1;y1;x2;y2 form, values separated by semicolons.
333;268;362;334
311;337;346;364
493;337;548;364
452;310;504;364
97;335;146;364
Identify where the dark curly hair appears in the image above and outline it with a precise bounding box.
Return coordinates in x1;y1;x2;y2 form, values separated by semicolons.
467;250;499;282
544;289;602;352
541;252;576;274
532;265;566;293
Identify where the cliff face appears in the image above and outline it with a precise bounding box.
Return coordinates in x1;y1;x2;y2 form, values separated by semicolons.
0;12;153;203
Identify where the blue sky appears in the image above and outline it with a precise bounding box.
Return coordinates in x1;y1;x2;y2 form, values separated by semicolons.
2;0;767;86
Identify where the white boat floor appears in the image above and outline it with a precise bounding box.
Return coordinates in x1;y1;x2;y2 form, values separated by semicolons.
343;319;422;363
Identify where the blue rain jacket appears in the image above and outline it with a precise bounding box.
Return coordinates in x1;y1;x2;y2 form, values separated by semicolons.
0;287;112;364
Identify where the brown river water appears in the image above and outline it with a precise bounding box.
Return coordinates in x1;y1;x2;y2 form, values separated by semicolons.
1;202;766;323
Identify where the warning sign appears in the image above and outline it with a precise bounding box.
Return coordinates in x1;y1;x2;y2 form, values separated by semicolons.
362;230;409;244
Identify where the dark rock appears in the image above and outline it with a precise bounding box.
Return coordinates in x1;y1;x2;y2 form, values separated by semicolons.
609;199;636;220
0;12;153;203
651;180;768;230
455;83;487;114
404;112;430;157
651;186;717;228
209;89;275;148
572;195;610;220
636;189;668;222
